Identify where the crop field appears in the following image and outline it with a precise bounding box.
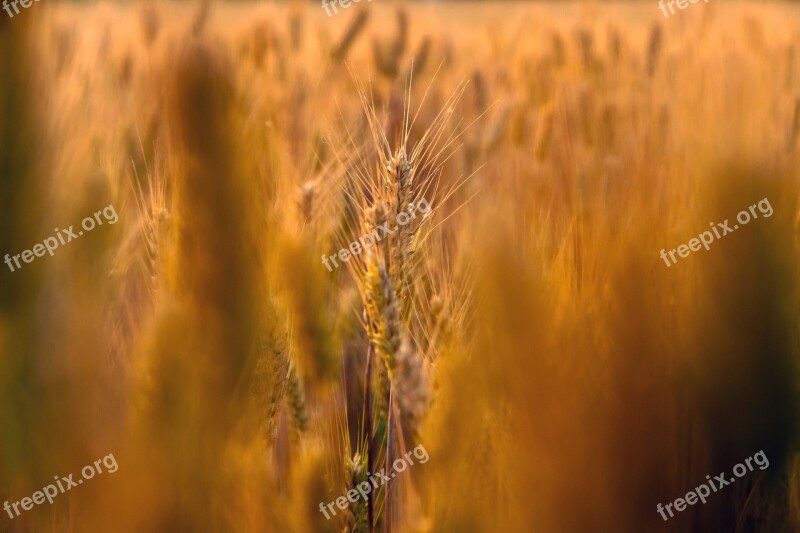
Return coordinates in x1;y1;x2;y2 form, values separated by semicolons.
1;1;800;532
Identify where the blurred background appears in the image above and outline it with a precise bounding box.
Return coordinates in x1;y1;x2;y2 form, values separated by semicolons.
1;1;800;532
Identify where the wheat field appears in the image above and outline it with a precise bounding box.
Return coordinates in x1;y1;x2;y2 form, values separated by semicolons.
1;1;800;532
